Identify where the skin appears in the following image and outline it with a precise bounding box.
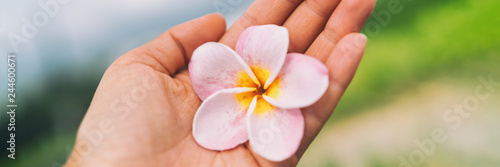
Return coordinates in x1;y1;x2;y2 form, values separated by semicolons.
66;0;376;166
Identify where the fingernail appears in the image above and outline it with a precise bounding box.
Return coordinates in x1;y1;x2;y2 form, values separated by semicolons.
358;34;368;42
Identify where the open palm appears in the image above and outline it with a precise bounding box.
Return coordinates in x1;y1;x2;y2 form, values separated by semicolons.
67;0;375;166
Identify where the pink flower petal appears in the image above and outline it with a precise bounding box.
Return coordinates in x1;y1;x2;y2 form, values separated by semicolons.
193;87;256;150
263;53;329;109
247;97;304;161
189;42;259;100
235;25;289;89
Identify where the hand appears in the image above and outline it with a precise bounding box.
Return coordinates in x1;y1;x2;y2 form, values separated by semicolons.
67;0;375;166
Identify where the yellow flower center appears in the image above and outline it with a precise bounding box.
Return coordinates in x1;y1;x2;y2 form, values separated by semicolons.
235;66;281;116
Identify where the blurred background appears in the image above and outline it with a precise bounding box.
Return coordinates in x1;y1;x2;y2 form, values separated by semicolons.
0;0;498;166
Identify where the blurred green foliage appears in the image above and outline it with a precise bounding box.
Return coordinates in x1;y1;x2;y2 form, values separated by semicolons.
332;0;500;122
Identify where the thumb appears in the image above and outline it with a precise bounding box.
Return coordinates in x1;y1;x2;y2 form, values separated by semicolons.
326;33;367;90
297;33;367;158
137;13;226;75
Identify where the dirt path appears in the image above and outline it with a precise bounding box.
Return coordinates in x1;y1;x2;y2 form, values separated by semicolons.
299;79;500;167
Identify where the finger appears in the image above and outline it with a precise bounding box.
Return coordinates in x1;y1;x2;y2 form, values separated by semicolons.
297;33;367;158
282;0;340;53
306;0;375;62
132;13;226;75
219;0;303;48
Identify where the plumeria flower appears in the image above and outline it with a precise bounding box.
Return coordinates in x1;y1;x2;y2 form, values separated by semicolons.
189;24;329;161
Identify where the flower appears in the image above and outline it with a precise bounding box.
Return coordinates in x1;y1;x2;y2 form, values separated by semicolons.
188;24;329;161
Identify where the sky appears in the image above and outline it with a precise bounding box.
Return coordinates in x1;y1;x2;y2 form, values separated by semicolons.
0;0;253;94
